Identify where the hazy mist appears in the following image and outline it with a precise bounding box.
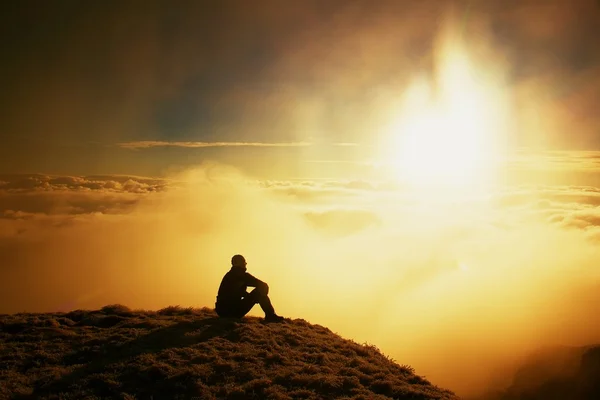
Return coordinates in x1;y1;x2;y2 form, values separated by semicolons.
1;166;600;397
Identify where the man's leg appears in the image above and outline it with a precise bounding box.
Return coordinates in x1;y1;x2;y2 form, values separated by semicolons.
216;298;256;318
244;287;276;317
216;302;241;318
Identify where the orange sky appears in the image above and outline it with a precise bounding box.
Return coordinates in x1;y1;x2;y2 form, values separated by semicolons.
1;0;600;178
2;1;600;398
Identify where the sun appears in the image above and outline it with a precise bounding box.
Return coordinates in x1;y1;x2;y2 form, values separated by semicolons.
385;27;510;192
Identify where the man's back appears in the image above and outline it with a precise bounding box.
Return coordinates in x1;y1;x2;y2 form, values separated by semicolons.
217;267;263;306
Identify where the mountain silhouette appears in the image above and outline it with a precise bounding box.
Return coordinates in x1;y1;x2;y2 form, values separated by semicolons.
1;305;458;399
474;344;600;400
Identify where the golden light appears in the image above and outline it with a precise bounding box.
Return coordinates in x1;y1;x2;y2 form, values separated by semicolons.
385;22;511;191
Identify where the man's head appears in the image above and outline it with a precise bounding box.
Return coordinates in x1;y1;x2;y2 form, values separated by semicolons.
231;254;247;271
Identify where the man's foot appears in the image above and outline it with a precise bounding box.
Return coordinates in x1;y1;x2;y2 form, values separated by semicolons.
264;314;285;323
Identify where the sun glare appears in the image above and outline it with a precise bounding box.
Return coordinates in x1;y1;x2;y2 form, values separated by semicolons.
386;24;510;191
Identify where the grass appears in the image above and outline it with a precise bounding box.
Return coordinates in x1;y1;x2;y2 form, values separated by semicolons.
0;305;458;400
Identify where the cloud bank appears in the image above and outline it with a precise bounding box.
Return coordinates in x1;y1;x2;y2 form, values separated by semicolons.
1;166;600;397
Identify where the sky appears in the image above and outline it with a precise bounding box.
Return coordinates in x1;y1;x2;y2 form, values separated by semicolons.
2;1;600;398
1;0;600;179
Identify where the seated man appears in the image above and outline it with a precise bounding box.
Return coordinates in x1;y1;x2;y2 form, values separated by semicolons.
215;254;284;322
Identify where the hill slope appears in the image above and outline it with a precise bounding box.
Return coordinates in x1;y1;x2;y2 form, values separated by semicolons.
1;305;458;400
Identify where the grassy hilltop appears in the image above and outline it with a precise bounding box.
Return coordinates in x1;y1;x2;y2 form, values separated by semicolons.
0;305;458;400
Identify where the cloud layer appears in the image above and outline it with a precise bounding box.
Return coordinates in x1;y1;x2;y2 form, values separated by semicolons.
1;166;600;397
1;1;599;175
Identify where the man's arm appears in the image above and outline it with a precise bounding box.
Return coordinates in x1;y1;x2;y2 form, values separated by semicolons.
243;272;269;293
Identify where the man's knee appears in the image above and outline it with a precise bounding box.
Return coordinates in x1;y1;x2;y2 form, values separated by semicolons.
255;283;269;297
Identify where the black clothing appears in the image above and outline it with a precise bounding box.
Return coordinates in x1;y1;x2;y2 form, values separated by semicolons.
216;286;276;318
215;266;276;318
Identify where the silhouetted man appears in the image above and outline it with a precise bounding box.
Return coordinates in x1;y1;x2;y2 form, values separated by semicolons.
215;254;284;322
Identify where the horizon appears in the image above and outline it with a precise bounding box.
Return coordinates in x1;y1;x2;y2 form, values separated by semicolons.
2;1;600;398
